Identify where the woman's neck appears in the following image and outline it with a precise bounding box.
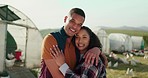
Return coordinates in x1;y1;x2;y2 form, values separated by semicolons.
80;50;87;54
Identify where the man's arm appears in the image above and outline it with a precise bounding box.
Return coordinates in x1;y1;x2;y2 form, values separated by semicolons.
44;59;64;78
83;47;108;67
100;52;108;67
41;35;64;78
83;47;101;66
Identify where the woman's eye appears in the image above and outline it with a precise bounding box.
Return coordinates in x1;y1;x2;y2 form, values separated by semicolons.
83;36;87;38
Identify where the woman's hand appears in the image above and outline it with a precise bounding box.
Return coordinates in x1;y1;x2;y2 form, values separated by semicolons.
50;45;65;67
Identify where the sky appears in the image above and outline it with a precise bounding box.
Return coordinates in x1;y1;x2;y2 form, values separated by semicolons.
0;0;148;29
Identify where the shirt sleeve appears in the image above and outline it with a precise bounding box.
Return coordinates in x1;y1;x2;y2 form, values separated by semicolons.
41;34;64;77
59;63;69;76
41;34;57;59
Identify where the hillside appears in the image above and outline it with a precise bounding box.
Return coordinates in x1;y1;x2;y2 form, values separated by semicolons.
99;26;148;32
98;26;148;36
40;26;148;37
40;28;59;37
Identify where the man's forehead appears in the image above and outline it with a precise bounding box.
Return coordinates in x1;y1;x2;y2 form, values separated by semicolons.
70;15;84;24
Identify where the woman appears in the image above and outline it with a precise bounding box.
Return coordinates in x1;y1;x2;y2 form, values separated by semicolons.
50;26;106;78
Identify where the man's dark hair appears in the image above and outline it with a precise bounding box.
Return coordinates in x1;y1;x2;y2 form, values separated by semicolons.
69;8;85;19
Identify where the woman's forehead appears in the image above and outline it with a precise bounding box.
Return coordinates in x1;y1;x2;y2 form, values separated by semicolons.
77;29;89;36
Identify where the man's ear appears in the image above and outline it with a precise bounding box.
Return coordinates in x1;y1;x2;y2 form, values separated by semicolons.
64;16;68;23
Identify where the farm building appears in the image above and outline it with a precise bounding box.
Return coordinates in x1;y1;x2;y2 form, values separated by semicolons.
109;33;133;52
93;27;110;54
131;36;144;50
0;4;43;72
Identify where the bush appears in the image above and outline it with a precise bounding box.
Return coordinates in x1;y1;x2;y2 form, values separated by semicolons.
0;70;9;77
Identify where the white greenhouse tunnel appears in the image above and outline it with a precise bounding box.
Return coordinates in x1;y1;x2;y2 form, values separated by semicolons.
109;33;133;52
131;36;144;50
0;4;43;72
93;28;110;54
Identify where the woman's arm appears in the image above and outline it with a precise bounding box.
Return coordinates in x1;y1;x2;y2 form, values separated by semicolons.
83;47;108;67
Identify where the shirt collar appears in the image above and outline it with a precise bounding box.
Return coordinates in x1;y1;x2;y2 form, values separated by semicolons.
59;26;69;39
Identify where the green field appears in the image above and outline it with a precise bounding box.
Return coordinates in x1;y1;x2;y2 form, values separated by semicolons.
40;28;59;38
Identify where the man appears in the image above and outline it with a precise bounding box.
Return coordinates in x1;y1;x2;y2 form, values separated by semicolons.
39;8;107;78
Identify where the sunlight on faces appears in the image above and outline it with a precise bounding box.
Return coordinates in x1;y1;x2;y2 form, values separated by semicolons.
75;29;90;54
64;13;85;37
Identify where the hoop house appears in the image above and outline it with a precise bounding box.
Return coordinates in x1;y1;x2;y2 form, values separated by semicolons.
93;28;110;54
109;33;132;52
0;4;43;72
131;36;144;50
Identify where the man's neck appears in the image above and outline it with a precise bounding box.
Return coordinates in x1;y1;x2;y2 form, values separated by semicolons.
67;37;73;43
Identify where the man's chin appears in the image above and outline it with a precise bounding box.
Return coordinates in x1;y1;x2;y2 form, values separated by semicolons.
68;33;75;37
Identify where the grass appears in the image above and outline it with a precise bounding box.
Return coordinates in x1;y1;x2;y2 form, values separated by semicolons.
106;54;148;78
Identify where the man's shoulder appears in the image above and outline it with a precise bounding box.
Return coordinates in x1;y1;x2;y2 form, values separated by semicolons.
43;33;57;42
44;33;54;38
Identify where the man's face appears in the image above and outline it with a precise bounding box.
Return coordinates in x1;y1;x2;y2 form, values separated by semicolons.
64;13;85;37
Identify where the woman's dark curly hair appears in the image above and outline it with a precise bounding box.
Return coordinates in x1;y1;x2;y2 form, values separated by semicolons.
73;26;102;51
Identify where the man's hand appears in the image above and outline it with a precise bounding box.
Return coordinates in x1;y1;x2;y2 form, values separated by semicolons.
83;47;101;66
101;53;108;67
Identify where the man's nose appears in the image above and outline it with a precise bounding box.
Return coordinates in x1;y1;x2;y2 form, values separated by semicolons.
73;24;78;29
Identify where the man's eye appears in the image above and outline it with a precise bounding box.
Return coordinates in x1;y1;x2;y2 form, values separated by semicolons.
70;20;75;23
77;24;82;27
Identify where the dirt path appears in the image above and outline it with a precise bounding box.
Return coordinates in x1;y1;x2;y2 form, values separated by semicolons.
6;66;36;78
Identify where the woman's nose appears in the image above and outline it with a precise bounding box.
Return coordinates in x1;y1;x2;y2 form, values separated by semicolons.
78;38;82;42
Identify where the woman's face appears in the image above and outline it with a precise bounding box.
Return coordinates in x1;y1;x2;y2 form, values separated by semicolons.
75;29;90;53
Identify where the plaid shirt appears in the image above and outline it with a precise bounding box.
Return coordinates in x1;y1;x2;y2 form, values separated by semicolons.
65;57;106;78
